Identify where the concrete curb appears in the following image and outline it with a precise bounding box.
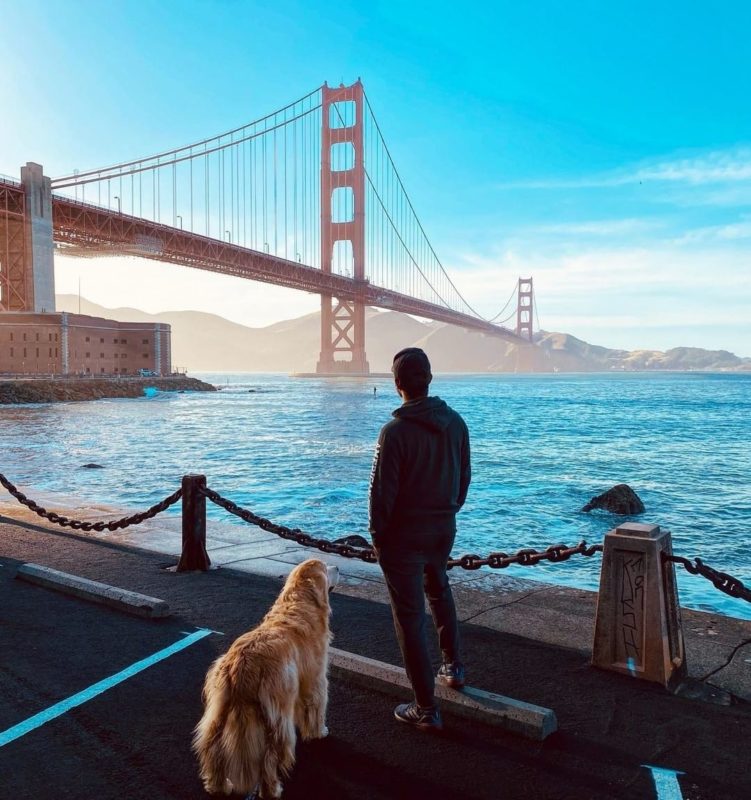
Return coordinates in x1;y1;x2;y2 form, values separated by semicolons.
329;647;557;741
15;563;171;618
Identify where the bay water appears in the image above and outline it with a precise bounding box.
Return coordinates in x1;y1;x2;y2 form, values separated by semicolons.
1;371;749;619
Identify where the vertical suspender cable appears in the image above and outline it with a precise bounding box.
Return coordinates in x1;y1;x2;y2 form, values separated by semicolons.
283;114;288;259
262;132;267;249
273;125;278;256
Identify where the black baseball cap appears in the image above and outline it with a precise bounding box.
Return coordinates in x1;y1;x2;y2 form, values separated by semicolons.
392;347;432;383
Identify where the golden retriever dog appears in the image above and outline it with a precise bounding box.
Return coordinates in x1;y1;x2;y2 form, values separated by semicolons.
193;558;339;798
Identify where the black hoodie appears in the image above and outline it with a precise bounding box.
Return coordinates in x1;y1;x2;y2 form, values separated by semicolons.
368;396;471;545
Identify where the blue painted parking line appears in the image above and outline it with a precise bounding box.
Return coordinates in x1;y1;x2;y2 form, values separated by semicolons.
643;765;685;799
0;628;213;748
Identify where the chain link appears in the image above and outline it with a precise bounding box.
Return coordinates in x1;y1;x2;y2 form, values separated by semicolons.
0;472;182;532
447;540;603;570
664;554;751;604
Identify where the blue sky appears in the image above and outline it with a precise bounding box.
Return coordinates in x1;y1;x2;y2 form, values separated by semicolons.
2;1;750;354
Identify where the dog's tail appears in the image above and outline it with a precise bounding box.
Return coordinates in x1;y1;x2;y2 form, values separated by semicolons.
193;657;233;794
194;655;296;796
193;656;264;795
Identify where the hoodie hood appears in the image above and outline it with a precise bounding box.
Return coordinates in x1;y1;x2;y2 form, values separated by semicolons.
392;396;452;433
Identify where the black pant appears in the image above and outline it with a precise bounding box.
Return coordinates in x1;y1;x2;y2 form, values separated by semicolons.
375;531;461;708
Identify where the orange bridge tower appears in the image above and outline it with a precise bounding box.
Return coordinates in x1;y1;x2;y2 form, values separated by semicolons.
515;276;534;342
316;81;369;375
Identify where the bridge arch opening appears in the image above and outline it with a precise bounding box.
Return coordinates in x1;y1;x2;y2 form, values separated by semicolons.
331;186;354;224
329;100;356;128
330;142;355;172
331;240;354;277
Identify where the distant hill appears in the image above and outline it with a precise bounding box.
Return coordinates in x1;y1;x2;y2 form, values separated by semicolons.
55;295;751;373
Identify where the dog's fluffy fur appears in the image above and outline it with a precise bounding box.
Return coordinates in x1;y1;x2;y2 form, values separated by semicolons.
193;559;338;798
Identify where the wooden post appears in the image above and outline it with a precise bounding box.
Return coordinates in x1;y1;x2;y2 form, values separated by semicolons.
592;523;686;687
177;474;210;572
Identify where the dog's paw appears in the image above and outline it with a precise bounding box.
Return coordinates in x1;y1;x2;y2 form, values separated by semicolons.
318;725;329;738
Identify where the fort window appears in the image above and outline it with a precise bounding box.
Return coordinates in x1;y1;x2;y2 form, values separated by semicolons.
85;352;90;359
48;348;52;357
23;347;27;357
23;333;27;341
36;333;39;342
100;337;104;343
85;336;90;342
142;338;149;344
36;347;39;357
113;338;118;344
9;333;13;341
100;352;104;359
10;347;13;357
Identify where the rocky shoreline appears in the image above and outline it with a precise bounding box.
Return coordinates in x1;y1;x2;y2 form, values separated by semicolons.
0;376;217;404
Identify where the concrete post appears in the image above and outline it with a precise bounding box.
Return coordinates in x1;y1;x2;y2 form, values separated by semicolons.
592;523;686;688
20;162;55;313
177;474;211;572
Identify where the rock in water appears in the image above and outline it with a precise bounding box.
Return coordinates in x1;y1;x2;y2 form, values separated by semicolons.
81;463;104;469
581;484;645;514
333;534;371;548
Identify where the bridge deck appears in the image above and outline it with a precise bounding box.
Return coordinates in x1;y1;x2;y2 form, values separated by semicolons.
51;195;522;340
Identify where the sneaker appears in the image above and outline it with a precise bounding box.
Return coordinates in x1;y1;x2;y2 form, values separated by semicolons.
437;661;466;689
393;702;443;731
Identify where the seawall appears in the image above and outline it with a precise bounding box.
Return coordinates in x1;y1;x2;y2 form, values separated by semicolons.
0;376;216;404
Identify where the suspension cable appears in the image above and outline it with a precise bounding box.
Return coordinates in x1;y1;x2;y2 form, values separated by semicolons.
53;87;323;184
363;92;486;319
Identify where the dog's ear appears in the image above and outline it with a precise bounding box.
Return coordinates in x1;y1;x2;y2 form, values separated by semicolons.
305;573;329;610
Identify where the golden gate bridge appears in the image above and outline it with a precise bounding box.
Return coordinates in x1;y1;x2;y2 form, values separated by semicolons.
0;81;535;374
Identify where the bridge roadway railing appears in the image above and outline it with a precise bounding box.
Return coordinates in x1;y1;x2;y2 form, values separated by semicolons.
2;470;749;687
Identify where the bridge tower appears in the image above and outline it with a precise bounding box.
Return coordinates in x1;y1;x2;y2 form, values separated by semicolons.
316;81;370;375
0;163;55;313
515;277;534;341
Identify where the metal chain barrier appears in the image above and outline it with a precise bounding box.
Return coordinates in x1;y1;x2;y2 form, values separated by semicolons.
0;472;182;532
202;485;604;571
201;485;379;563
446;541;603;570
2;471;748;603
664;554;751;604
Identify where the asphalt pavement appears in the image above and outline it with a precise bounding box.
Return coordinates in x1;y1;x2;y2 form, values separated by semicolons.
1;518;750;800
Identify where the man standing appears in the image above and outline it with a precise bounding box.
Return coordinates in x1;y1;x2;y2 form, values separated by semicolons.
369;347;471;731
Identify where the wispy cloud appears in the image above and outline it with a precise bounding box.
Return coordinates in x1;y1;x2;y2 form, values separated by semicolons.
529;218;664;236
673;215;751;244
447;242;751;355
497;146;751;191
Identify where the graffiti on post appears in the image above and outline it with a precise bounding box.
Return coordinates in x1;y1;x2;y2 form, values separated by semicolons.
617;552;645;671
